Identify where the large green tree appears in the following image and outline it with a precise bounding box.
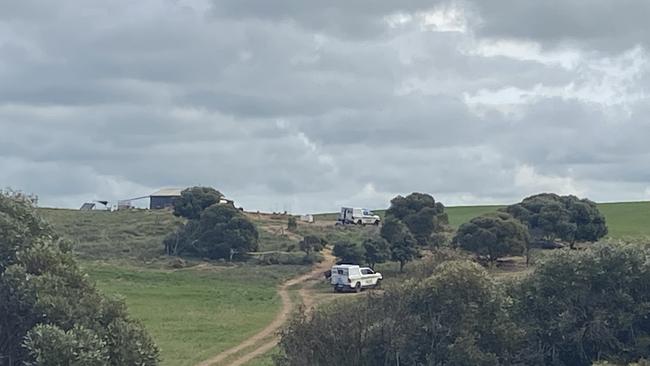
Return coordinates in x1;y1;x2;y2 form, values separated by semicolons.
166;204;259;261
0;194;159;365
173;186;223;220
380;218;419;272
453;212;530;264
506;193;607;248
385;193;448;246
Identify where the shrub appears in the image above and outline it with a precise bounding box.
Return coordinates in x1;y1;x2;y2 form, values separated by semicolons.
0;194;159;365
287;217;298;231
165;204;258;261
277;261;521;365
513;243;650;365
332;241;365;264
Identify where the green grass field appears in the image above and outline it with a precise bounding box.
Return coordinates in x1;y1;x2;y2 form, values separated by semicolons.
597;202;650;238
84;263;306;366
39;208;183;261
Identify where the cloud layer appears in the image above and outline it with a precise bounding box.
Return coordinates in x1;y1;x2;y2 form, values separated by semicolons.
1;0;649;212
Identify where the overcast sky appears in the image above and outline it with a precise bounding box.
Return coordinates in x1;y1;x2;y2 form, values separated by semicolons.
1;0;649;213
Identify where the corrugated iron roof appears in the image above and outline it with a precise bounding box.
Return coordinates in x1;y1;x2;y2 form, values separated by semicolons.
150;188;183;197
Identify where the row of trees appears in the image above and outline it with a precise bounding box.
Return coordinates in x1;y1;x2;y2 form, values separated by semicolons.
164;187;259;261
0;194;159;365
332;192;608;270
278;243;650;366
454;193;609;264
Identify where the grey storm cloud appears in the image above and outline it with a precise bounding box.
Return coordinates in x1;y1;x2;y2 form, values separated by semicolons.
1;0;649;213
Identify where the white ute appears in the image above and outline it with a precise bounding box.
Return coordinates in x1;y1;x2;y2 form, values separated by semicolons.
337;207;381;226
330;264;382;292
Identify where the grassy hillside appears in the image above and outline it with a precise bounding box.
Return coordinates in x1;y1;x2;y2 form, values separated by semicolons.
598;201;650;238
39;208;183;261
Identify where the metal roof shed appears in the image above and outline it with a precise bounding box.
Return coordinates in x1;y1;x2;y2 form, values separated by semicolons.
149;188;183;209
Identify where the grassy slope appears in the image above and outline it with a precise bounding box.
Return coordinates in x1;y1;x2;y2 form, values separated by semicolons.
37;208;309;366
597;202;650;238
39;208;183;262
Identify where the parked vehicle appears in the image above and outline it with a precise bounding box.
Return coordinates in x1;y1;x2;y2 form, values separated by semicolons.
330;264;382;292
337;207;380;225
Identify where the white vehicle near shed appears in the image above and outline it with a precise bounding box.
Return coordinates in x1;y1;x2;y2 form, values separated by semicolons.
337;207;381;226
330;264;382;292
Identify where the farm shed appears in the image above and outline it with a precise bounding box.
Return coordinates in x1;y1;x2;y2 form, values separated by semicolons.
149;188;182;209
148;188;234;210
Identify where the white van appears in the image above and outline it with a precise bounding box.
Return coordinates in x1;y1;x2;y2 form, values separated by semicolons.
330;264;382;292
337;207;381;226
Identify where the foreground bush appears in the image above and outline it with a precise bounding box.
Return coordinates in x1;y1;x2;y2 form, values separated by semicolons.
0;194;159;365
277;261;520;365
278;243;650;366
514;244;650;365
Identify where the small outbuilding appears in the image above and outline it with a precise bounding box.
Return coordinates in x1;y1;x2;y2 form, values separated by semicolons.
149;188;183;210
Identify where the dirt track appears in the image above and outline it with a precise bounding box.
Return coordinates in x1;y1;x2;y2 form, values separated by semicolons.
195;249;336;366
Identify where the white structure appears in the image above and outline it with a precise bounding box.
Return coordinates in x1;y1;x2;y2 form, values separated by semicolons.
300;214;314;223
337;207;381;225
330;264;382;292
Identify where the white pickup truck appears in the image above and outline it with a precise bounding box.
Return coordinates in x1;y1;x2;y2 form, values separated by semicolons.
337;207;381;226
330;264;382;292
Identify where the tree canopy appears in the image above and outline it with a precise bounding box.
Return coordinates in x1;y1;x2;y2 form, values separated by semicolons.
506;193;607;248
173;186;223;220
453;212;529;263
385;192;448;246
165;204;258;261
0;194;159;365
362;236;391;269
380;218;419;272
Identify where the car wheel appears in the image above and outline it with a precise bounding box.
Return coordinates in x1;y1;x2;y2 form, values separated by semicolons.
357;220;363;225
355;282;362;293
374;220;380;226
375;279;382;289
